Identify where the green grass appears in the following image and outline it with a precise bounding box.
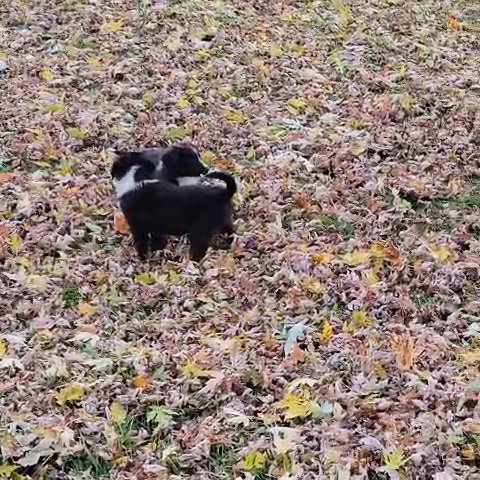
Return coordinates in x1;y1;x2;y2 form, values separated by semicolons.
66;451;112;477
208;444;236;480
62;284;81;308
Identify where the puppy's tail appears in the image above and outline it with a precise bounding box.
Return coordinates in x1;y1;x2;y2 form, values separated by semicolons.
205;170;237;199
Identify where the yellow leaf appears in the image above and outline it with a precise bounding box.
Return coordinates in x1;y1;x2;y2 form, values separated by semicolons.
288;98;307;110
280;12;295;23
458;350;480;363
318;319;333;342
42;103;64;114
66;127;87;139
243;449;267;472
181;359;209;378
429;244;452;263
10;233;21;253
312;252;333;265
342;250;370;266
0;339;7;358
55;383;86;405
201;150;216;166
135;272;158;285
300;276;323;294
0;464;19;477
88;56;103;69
109;402;127;423
370;242;388;258
164;125;188;142
77;302;96;316
383;448;409;470
177;97;190;108
350;140;368;157
142;90;156;108
39;69;53;79
101;20;123;33
364;267;380;288
226;109;247;124
193;95;206;106
269;45;284;57
133;375;151;388
344;310;371;334
276;392;312;419
399;93;414;112
25;275;48;291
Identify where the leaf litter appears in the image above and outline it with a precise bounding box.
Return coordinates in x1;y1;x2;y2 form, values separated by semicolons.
0;0;479;478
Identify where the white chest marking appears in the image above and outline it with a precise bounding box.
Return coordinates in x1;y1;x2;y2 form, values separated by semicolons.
115;166;158;199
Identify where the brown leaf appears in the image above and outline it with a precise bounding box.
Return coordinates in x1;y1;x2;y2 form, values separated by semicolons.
114;212;130;234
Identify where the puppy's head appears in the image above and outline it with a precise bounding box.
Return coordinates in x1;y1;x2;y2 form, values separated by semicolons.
111;151;156;181
160;142;209;180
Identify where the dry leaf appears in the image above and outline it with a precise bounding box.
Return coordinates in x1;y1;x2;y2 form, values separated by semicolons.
225;109;247;124
318;319;333;342
270;427;302;454
133;375;151;388
109;402;127;423
391;334;422;370
55;383;86;405
0;339;7;358
344;310;372;334
429;245;452;263
342;250;370;266
77;302;96;316
113;212;130;234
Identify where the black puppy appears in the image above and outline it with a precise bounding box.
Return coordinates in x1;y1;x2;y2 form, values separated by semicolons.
111;150;236;261
115;141;209;188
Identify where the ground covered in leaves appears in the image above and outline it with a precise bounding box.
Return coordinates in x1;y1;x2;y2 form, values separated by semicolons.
1;0;479;478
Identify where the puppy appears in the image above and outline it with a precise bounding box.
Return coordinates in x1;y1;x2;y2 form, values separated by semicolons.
111;152;236;261
115;141;209;187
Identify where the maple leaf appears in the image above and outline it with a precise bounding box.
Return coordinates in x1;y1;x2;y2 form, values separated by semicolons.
243;449;267;472
66;127;87;139
276;392;314;419
109;402;127;423
55;383;86;405
342;250;370;266
225;109;247;124
429;245;452;263
383;448;409;470
318;319;333;342
181;359;210;378
147;405;175;428
135;272;158;285
312;252;334;265
344;311;372;334
133;375;151;388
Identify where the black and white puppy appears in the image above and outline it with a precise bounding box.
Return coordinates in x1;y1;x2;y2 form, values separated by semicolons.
111;147;236;261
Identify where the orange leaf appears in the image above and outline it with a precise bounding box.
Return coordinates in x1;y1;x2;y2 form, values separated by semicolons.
391;334;422;370
447;15;461;29
114;212;130;234
133;375;150;388
0;172;14;184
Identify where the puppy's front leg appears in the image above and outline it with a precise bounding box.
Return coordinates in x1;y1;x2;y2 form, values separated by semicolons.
151;232;168;251
132;229;149;260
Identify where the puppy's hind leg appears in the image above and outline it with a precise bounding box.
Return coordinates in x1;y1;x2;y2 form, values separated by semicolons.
188;229;214;262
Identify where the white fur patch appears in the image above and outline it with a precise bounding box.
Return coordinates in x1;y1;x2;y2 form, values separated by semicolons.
115;166;159;199
177;176;203;186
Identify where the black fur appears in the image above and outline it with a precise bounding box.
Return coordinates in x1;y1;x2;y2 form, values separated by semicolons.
111;149;236;261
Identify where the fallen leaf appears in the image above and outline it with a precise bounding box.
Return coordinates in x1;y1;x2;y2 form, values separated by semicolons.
176;97;190;108
135;272;158;285
243;449;267;472
225;109;247;124
10;233;22;254
109;402;127;423
344;310;372;334
181;359;210;378
101;20;123;33
312;252;334;265
55;383;86;405
391;334;422;370
0;172;15;184
77;302;96;316
42;103;64;114
276;392;314;419
383;448;409;470
0;339;7;358
317;319;333;342
113;212;130;234
342;250;370;266
429;245;452;263
270;427;302;454
147;405;175;428
66;127;87;139
133;375;151;388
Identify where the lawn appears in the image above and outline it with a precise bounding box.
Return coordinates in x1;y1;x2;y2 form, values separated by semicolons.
0;0;479;478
